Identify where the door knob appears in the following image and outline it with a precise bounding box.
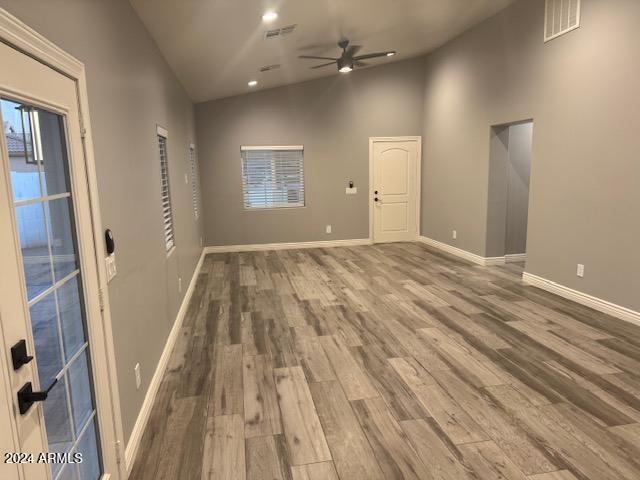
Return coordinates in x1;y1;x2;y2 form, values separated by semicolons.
17;379;57;415
374;198;379;202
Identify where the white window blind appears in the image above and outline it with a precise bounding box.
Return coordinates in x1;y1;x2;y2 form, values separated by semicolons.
241;146;305;209
158;131;175;252
190;144;199;219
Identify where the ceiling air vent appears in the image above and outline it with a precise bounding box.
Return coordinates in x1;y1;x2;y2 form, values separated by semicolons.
260;64;281;72
265;24;297;40
544;0;581;42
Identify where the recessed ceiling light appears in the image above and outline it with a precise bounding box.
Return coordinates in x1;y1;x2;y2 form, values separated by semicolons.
248;80;258;87
386;51;396;57
262;11;278;22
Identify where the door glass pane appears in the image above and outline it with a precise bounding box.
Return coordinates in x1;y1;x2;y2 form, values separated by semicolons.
2;98;102;480
43;376;73;478
77;419;100;480
29;292;62;387
37;108;71;197
15;202;53;300
58;276;86;361
1;98;42;201
69;351;93;432
46;197;79;281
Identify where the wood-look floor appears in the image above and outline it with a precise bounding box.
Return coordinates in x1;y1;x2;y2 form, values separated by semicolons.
129;242;640;480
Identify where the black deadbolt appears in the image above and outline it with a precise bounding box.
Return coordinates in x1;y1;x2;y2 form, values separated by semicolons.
17;380;57;415
11;339;33;370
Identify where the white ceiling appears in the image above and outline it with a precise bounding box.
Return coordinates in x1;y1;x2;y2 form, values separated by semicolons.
130;0;516;103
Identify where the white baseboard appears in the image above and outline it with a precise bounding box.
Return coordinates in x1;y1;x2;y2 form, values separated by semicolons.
417;236;502;266
124;248;206;474
204;238;372;253
505;253;527;263
522;272;640;327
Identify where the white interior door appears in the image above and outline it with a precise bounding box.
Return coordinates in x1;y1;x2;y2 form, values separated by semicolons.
0;41;105;480
371;137;420;243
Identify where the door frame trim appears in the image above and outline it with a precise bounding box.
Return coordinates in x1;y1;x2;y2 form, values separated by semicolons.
0;8;124;480
368;136;422;243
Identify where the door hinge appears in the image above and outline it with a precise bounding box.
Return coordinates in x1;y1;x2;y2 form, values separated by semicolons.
98;288;105;312
80;127;87;139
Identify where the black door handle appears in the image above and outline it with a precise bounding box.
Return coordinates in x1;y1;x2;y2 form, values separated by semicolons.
374;198;379;202
18;379;57;415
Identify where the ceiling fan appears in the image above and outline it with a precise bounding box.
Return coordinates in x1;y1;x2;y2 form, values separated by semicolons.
299;39;396;73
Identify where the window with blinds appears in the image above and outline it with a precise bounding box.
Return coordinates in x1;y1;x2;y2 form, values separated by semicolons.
157;128;175;252
241;146;305;209
190;144;199;219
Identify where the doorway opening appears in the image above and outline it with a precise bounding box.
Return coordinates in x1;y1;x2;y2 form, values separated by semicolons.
486;120;533;265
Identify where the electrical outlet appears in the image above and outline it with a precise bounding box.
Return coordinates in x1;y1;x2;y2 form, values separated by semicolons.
577;264;585;278
178;277;182;293
452;230;457;240
184;173;189;184
200;236;203;247
326;225;332;234
134;363;141;390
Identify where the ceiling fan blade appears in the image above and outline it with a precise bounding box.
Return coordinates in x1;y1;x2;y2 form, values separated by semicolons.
299;55;339;61
354;61;369;68
310;61;336;69
353;51;394;60
345;45;362;57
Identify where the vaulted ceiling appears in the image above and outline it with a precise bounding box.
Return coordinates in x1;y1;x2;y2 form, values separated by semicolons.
130;0;516;102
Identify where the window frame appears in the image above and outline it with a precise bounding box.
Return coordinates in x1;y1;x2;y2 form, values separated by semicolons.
189;143;199;220
240;145;306;211
157;125;175;255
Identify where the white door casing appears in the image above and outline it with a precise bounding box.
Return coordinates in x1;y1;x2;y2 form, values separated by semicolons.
0;8;123;480
369;137;421;243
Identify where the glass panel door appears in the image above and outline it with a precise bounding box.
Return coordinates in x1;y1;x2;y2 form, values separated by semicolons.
1;98;102;480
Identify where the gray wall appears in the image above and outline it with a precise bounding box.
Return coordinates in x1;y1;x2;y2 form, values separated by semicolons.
422;0;640;311
195;57;426;246
506;122;532;255
0;0;203;442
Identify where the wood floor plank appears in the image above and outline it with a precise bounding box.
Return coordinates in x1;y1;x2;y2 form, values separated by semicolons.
293;333;336;383
459;440;528;480
400;417;476;480
389;357;488;444
201;414;245;480
431;369;558;475
243;354;281;437
211;344;244;416
417;327;507;387
309;381;385;480
319;335;378;400
245;435;291;480
351;396;432;480
527;471;579;480
274;366;332;465
290;462;339;480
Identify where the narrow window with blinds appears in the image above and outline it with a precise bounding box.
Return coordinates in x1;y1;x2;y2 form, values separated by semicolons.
157;127;175;252
241;146;305;209
190;144;199;219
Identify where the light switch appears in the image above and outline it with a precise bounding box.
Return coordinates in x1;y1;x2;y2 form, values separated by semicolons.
105;254;117;282
345;187;357;195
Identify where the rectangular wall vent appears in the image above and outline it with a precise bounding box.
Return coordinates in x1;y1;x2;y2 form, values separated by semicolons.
265;24;297;40
544;0;581;42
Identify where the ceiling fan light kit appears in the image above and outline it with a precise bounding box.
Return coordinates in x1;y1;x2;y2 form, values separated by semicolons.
299;39;396;73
